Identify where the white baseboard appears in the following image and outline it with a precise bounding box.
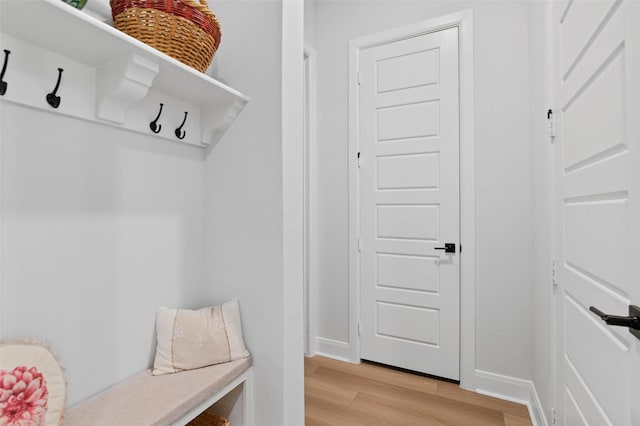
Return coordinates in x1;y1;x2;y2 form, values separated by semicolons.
527;381;547;426
475;370;548;426
314;337;351;362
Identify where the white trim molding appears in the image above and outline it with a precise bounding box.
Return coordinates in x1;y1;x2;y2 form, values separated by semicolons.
475;370;548;426
314;337;352;363
281;0;305;423
303;42;318;357
347;9;476;387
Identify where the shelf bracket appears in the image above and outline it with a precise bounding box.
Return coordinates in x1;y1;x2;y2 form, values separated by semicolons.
201;98;248;146
96;54;159;123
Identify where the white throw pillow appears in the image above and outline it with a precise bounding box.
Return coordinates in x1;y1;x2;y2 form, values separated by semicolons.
0;340;66;426
152;298;250;375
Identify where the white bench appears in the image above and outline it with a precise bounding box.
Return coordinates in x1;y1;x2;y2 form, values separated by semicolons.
66;357;253;426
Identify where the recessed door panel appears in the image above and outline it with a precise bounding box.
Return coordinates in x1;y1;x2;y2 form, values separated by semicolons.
376;49;439;93
564;388;589;426
560;0;617;79
376;302;439;345
564;295;627;425
377;205;439;240
564;357;610;426
377;253;439;293
377;153;439;190
377;101;439;141
562;51;625;169
564;198;628;292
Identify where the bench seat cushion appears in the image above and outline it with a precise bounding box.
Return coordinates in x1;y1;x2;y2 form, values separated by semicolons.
65;356;252;426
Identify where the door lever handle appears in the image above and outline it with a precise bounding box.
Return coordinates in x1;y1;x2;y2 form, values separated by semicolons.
589;306;640;340
434;243;456;254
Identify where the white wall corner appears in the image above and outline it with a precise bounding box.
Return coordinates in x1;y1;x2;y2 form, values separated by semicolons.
96;54;159;123
474;370;548;426
315;338;352;363
281;0;305;425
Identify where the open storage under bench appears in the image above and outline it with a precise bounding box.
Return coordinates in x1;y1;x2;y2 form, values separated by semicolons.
66;357;253;426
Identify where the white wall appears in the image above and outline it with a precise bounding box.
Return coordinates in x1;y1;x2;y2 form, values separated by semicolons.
310;0;535;381
0;105;206;405
304;0;317;47
203;1;304;424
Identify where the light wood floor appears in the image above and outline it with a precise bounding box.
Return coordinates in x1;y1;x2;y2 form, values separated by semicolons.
305;356;532;426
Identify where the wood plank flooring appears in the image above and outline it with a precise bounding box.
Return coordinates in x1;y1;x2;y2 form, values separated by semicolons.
305;356;532;426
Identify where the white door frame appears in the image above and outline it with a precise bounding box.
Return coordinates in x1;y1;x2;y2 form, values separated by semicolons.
348;9;476;389
303;42;318;357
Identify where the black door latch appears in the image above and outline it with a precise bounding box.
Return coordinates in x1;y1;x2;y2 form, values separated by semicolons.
434;243;456;254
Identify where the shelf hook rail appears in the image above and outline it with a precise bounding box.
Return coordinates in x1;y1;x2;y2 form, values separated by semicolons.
175;111;188;140
150;103;164;134
46;67;64;109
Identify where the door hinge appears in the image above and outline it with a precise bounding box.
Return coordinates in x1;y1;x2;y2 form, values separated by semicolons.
547;108;556;141
551;407;557;425
357;151;361;168
357;321;362;336
357;238;362;252
552;259;558;288
357;71;362;85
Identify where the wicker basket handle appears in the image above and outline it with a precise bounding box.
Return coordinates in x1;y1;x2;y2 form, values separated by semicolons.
188;0;215;20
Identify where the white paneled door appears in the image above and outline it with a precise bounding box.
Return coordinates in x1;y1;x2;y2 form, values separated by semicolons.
358;27;460;380
552;0;640;424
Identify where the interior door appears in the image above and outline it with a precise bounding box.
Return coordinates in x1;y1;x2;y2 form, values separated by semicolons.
359;27;460;380
552;0;640;424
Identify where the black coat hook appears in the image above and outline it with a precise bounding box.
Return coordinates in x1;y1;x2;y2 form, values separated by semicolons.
175;111;188;140
150;103;164;134
46;68;64;109
0;49;10;96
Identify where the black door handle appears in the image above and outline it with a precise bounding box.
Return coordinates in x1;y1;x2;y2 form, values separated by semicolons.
434;243;456;254
590;305;640;340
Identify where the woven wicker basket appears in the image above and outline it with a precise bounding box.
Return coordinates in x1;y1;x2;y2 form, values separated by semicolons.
110;0;221;73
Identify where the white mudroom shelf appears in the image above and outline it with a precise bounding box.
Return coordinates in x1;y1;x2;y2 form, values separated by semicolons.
0;0;248;147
